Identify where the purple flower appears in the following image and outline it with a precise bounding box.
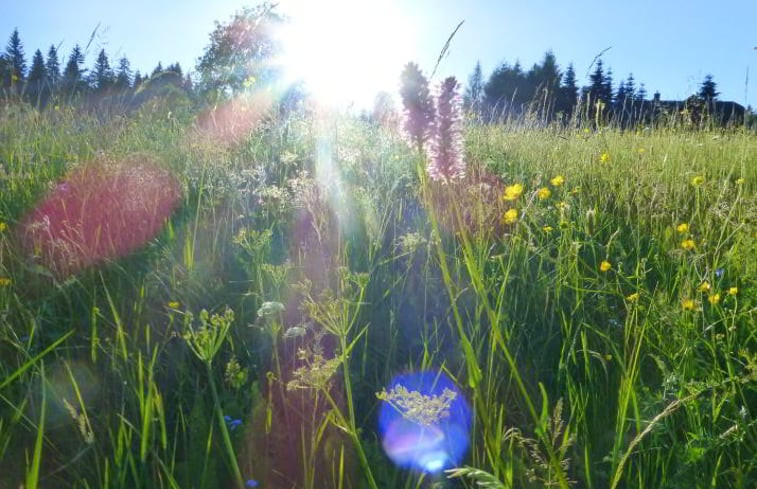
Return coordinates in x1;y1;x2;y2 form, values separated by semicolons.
428;77;465;182
400;62;435;152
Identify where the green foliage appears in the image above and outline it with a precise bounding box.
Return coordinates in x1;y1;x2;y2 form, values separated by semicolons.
195;3;283;100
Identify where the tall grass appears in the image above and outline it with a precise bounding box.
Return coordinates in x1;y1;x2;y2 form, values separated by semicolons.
0;97;755;489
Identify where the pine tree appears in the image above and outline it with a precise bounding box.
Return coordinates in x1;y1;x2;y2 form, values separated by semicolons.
698;74;718;101
463;61;484;115
62;44;85;96
151;62;163;78
635;83;647;102
5;28;26;92
602;68;614;106
46;45;61;90
114;56;132;90
615;80;627;108
588;59;606;107
557;63;579;117
133;71;143;88
91;49;114;91
6;29;26;80
624;74;636;100
26;49;47;104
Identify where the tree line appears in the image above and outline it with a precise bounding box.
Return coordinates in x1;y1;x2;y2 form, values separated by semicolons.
462;50;740;126
0;28;193;108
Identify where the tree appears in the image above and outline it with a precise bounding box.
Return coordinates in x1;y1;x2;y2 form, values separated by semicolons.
4;28;26;92
46;45;61;91
91;49;114;91
196;2;283;99
26;49;47;104
464;61;484;115
557;63;579;117
62;44;85;96
114;56;132;90
624;74;636;101
635;83;647;102
698;74;718;101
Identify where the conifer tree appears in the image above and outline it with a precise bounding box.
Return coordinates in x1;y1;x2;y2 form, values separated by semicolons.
624;74;635;100
557;63;578;116
635;83;647;102
5;28;26;92
588;59;606;107
115;56;132;90
6;29;26;80
698;74;718;101
463;61;484;115
46;45;61;91
26;49;47;104
62;44;85;96
91;49;114;91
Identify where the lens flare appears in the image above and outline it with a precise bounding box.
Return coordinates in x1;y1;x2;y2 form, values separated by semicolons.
378;370;471;473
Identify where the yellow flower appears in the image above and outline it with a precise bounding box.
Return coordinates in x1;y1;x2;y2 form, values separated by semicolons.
550;175;565;187
626;292;640;302
600;260;612;272
0;222;6;232
676;223;689;233
681;239;696;250
503;183;524;201
0;277;11;287
735;177;744;185
637;148;646;154
537;187;552;200
599;152;610;163
681;298;696;311
691;175;705;186
542;225;554;233
503;208;519;224
728;287;738;296
707;293;720;305
697;281;711;292
167;301;181;309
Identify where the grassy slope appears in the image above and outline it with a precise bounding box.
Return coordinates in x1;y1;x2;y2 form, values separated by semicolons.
0;101;755;489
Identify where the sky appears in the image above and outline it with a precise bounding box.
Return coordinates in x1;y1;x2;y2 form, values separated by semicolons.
1;0;756;108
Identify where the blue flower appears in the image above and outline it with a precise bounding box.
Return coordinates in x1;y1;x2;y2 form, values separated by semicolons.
715;268;724;278
246;479;259;488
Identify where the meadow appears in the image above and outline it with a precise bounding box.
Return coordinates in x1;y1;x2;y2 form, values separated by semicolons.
0;95;755;489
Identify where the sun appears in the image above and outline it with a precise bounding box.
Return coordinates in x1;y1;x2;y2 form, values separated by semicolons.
276;0;414;108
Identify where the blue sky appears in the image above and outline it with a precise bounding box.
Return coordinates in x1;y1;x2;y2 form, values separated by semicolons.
2;0;756;107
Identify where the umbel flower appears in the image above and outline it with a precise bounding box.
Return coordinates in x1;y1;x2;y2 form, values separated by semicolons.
428;77;465;182
399;62;435;151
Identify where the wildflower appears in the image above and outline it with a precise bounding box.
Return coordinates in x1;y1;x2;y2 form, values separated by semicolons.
714;268;724;278
399;62;435;151
697;281;711;292
637;148;646;154
682;299;696;311
626;292;640;302
542;225;554;233
676;223;689;233
537;187;552;200
691;175;705;186
503;183;524;201
246;480;259;488
681;239;695;250
600;260;612;272
167;301;180;309
428;77;465;182
550;175;565;187
735;177;744;185
0;222;6;232
0;277;11;287
728;287;738;296
503;208;518;224
377;384;457;426
599;152;610;163
708;293;721;305
569;186;580;195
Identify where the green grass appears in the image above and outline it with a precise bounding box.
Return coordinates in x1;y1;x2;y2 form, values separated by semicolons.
0;99;755;489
